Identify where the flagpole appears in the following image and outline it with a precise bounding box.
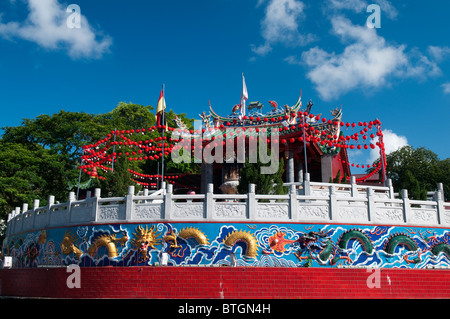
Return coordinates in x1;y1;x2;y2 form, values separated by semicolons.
111;127;116;173
302;113;308;176
76;157;83;200
242;74;245;167
241;73;246;167
161;83;165;189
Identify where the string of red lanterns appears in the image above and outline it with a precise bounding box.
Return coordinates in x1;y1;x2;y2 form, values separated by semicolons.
80;114;386;185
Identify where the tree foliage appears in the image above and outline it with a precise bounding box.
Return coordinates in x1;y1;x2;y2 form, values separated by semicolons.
0;142;72;219
0;102;195;229
97;156;140;197
238;158;287;195
379;146;449;201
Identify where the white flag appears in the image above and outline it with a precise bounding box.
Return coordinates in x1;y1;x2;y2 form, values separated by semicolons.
240;73;248;117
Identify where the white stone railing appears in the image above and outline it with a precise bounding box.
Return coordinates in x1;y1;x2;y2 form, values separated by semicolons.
5;176;450;238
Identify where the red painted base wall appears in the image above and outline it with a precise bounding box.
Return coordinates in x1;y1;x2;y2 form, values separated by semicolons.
1;267;449;299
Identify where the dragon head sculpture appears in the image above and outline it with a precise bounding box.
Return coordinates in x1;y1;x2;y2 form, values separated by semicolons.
131;225;161;262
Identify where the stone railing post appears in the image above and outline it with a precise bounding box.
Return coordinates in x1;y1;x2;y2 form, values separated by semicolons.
205;183;214;219
247;184;256;220
67;192;75;225
47;195;55;227
10;209;16;235
91;188;100;222
164;183;173;220
438;183;445;200
303;173;311;196
125;185;135;220
6;213;11;237
16;207;23;233
48;195;55;207
329;185;336;221
387;179;394;199
32;199;39;229
21;203;29;232
351;176;358;197
401;189;410;223
436;183;445;225
366;187;374;222
289;184;297;221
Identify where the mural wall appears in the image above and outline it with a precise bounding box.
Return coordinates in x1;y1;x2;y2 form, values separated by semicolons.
3;222;450;269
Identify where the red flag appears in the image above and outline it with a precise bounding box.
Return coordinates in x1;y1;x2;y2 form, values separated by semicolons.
156;89;166;130
240;73;248;117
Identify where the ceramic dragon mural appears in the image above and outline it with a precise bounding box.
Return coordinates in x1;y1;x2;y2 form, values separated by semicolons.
3;222;450;269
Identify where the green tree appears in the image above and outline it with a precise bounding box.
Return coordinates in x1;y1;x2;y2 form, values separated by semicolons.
238;158;287;195
0;142;71;222
370;145;449;201
98;156;140;197
437;158;450;201
0;102;195;219
2;111;104;160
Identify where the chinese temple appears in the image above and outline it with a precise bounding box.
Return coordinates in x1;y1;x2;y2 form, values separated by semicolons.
3;89;450;301
173;91;384;194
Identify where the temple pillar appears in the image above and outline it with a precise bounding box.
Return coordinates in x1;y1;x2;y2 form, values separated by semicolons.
286;149;294;183
297;169;303;183
321;154;334;183
201;160;213;194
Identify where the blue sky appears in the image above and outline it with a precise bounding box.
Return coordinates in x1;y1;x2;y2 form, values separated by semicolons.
0;0;449;170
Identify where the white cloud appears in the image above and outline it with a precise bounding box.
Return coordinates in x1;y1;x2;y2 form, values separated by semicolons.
327;0;368;13
326;0;398;19
369;129;408;163
428;46;450;63
0;0;112;59
301;17;407;100
300;17;442;100
251;0;315;57
442;82;450;94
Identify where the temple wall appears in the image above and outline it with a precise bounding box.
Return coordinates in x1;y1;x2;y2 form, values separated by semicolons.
1;267;450;298
4;219;450;269
4;179;449;269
